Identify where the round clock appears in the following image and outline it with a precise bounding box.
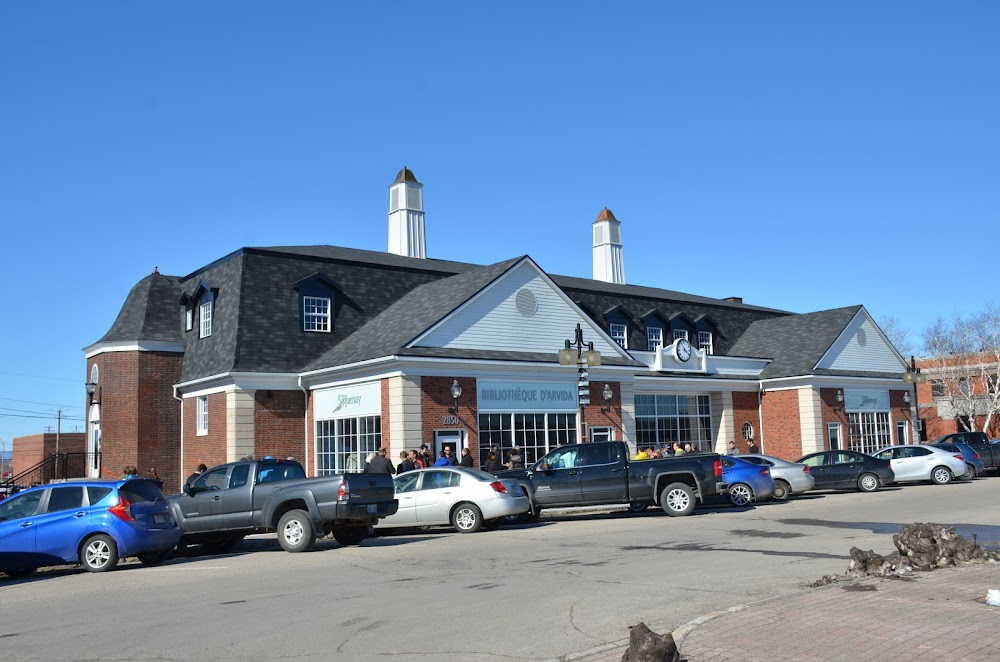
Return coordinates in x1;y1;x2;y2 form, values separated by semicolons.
675;338;692;362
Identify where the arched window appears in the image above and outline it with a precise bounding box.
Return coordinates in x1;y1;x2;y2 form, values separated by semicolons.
90;364;99;384
742;421;754;441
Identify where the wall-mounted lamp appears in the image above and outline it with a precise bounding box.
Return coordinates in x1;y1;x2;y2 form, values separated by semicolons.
902;391;911;405
85;381;98;405
601;384;614;414
835;389;844;409
450;380;463;413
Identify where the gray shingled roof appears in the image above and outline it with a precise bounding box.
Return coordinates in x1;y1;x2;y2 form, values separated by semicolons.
728;305;863;379
97;272;183;343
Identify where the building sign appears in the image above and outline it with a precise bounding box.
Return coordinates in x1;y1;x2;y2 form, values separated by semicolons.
477;380;577;412
314;382;381;420
844;389;889;412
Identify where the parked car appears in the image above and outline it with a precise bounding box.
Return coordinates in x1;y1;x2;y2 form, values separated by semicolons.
738;454;815;501
929;432;999;473
796;451;895;492
375;467;529;533
168;458;398;552
0;478;181;577
928;442;985;480
496;441;726;518
871;445;967;485
720;456;775;506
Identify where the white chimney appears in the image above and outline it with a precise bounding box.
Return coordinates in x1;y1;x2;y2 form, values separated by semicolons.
388;166;426;258
593;207;624;284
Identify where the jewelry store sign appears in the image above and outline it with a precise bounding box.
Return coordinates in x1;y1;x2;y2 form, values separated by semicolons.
314;382;381;419
477;380;577;412
844;389;889;412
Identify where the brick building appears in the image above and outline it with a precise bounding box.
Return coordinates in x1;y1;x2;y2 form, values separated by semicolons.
11;432;86;477
84;168;916;492
913;355;1000;440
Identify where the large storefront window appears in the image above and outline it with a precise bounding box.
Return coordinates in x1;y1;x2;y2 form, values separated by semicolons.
847;412;889;455
478;413;577;467
634;394;712;450
316;416;381;474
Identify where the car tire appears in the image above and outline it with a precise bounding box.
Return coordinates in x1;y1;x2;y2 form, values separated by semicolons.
729;483;754;507
660;482;696;517
137;549;172;566
452;502;483;533
961;464;976;481
277;509;316;552
772;480;791;502
80;534;120;572
930;466;952;485
626;502;649;513
857;473;880;492
331;525;367;546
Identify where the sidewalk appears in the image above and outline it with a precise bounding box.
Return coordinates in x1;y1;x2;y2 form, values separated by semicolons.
563;563;1000;662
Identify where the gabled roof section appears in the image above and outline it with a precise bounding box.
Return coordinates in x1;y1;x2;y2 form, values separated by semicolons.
728;305;863;379
815;307;906;374
292;272;340;292
669;311;695;326
603;304;634;321
180;280;215;305
693;314;719;328
95;271;184;343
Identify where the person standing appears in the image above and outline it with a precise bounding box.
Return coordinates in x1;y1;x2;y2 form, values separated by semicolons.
409;449;424;469
441;447;458;466
726;441;740;456
459;447;474;468
507;448;524;470
186;463;207;486
397;451;414;474
420;444;434;469
482;451;501;473
365;448;395;474
434;450;452;467
672;443;685;456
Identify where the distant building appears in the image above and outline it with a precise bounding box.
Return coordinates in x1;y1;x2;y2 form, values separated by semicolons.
11;432;86;479
84;168;915;492
914;355;1000;440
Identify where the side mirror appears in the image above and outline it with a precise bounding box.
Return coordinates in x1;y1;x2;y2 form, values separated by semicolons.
183;483;196;496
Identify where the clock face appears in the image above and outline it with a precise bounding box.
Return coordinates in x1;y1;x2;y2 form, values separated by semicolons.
675;338;692;362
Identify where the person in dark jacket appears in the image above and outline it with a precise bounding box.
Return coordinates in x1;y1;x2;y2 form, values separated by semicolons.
482;451;501;473
397;451;414;474
409;449;424;469
419;444;434;469
459;447;474;468
365;448;395;474
186;463;207;486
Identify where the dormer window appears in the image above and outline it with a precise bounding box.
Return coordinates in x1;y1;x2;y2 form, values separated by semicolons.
647;326;663;352
672;329;688;342
610;323;627;348
303;296;331;333
698;331;713;355
185;308;193;332
200;300;213;338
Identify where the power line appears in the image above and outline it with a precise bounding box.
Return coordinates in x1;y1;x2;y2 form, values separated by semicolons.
0;413;85;421
0;396;84;410
0;371;81;383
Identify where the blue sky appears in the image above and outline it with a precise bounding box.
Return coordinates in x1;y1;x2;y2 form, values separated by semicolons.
1;2;997;443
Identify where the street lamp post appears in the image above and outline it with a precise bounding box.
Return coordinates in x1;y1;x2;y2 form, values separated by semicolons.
558;323;601;443
902;355;927;442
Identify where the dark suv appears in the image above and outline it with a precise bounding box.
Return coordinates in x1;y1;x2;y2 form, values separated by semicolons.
930;432;999;473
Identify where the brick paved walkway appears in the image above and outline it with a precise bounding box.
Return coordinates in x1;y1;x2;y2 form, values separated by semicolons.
561;563;1000;662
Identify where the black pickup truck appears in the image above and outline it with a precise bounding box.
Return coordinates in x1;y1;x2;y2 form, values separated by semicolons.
931;432;1000;473
168;458;397;552
495;441;726;517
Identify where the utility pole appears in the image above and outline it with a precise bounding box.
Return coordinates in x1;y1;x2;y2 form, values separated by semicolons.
56;409;62;479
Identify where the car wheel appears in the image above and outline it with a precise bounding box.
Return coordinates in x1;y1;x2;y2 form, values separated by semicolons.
772;480;791;501
452;502;483;533
729;483;754;507
930;466;952;485
331;525;367;546
137;549;172;566
857;473;880;493
660;482;696;517
961;464;976;481
277;509;316;552
626;502;649;513
80;534;120;572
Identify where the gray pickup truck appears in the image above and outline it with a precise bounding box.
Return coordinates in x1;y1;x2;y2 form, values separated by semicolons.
168;458;397;552
496;441;726;518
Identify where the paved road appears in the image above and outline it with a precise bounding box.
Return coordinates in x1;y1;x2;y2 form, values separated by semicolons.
2;478;998;661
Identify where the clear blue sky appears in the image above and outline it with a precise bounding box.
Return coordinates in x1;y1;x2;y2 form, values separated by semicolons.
1;2;997;443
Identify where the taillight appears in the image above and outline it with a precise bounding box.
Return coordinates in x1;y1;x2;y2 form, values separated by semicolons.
109;497;134;522
974;452;981;459
759;468;770;476
954;455;964;461
489;481;508;494
802;466;810;473
713;459;722;479
338;478;350;501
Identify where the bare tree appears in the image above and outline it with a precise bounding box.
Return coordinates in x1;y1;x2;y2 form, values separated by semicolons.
921;303;1000;433
876;314;914;356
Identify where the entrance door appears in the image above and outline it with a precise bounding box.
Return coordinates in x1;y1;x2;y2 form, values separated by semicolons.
434;430;465;462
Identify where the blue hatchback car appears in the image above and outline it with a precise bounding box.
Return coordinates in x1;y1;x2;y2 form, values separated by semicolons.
0;478;181;577
721;456;776;506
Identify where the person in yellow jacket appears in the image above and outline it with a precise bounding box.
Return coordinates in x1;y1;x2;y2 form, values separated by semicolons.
634;448;650;460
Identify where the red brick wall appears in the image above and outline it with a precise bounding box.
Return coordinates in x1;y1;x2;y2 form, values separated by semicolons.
731;391;761;454
760;388;802;460
11;433;86;477
818;388;847;453
581;381;622;442
182;392;227;489
422;376;478;464
254;390;306;462
305;391;315;476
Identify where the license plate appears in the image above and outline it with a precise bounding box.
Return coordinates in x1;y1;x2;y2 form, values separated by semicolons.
153;514;165;524
367;504;377;514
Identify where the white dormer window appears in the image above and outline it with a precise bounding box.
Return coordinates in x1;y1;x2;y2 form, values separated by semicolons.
196;396;208;436
185;308;193;332
698;331;713;355
303;296;331;332
647;326;663;352
673;329;688;342
200;300;213;338
610;323;627;348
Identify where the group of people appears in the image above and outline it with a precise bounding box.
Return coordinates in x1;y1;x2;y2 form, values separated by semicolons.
363;444;478;475
633;443;698;460
121;466;160;481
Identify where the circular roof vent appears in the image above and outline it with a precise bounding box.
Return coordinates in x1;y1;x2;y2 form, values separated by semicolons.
515;288;538;318
857;328;867;347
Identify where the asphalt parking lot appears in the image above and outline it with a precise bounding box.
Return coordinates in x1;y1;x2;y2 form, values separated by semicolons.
2;478;999;661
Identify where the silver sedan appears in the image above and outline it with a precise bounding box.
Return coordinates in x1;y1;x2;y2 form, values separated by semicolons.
737;454;816;501
375;467;530;533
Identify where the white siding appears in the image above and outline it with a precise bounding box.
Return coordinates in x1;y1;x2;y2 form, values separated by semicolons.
712;391;734;454
818;314;904;373
416;261;622;357
619;380;636;454
798;387;824;455
388;376;422;455
227;389;255;462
